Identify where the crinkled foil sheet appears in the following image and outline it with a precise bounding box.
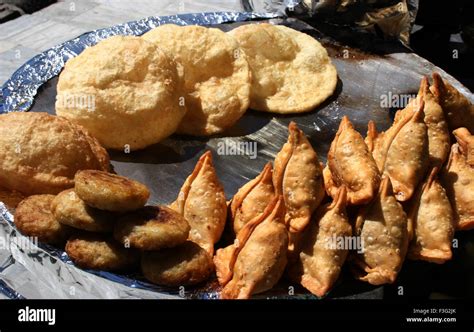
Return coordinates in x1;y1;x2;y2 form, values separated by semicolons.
0;11;280;300
1;10;473;299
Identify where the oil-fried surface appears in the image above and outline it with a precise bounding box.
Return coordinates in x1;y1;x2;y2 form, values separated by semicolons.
52;189;115;232
273;122;325;232
14;195;71;244
169;151;227;256
323;116;380;205
0;186;25;209
66;233;139;271
141;241;214;287
114;206;189;250
0;112;109;195
441;128;474;230
143;24;250;136
228;23;337;114
56;35;186;151
75;170;149;212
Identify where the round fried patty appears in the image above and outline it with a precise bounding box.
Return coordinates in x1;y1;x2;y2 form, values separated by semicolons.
114;206;190;250
52;189;115;232
66;233;139;271
141;241;214;287
14;194;71;244
75;170;149;212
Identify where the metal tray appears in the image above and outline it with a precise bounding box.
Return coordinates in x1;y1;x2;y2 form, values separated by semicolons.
0;12;473;299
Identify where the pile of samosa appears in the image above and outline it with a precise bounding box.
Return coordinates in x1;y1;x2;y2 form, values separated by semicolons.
211;72;474;298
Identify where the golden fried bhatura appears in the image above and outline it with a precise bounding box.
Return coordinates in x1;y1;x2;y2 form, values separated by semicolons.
141;241;214;287
143;24;250;136
114;206;190;250
52;189;115;232
66;233;139;271
14;195;71;244
228;23;337;114
0;112;109;195
56;35;187;150
74;170;149;212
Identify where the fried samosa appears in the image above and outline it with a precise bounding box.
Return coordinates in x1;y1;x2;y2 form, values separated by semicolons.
229;162;275;235
440;128;474;230
352;177;408;285
214;196;288;299
273;122;325;232
323;116;380;205
288;187;351;297
455;127;474;166
367;100;429;201
415;77;450;168
431;72;474;134
170;151;227;256
407;167;454;263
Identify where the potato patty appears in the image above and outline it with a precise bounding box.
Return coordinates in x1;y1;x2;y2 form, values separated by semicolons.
75;170;149;212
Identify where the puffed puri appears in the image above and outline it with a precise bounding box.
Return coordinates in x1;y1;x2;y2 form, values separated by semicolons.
142;24;251;136
228;23;338;114
0;112;109;195
55;35;187;151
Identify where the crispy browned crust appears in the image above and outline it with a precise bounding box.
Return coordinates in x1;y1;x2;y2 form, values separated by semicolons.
441;130;474;230
215;196;288;299
416;77;451;168
229;162;275;235
453;128;474;166
0;186;25;209
14;194;72;244
351;177;408;285
378;99;429;201
75;170;150;212
114;205;190;250
324;116;380;205
287;187;350;297
170;151;227;256
52;189;115;232
141;241;214;287
407;167;454;264
0;112;109;195
66;233;139;271
217;195;280;287
273;122;325;232
431;72;474;134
